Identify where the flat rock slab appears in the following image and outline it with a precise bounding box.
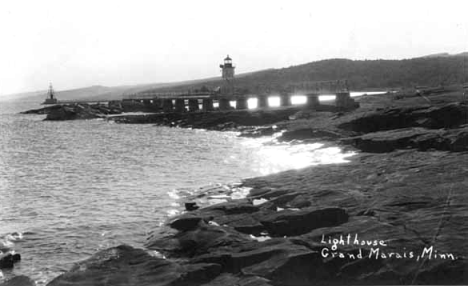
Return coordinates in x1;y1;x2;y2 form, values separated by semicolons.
337;102;468;133
47;245;181;286
257;207;348;237
342;126;468;152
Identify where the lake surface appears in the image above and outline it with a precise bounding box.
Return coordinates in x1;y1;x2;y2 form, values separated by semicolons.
0;100;355;284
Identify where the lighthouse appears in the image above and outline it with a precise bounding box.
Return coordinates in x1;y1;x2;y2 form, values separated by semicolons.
220;55;235;80
219;55;236;96
43;83;58;104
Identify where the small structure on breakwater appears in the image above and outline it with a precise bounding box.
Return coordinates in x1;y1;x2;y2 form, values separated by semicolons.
42;83;58;105
42;83;111;106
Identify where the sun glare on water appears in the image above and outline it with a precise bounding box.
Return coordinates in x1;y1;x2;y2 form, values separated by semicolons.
240;137;356;175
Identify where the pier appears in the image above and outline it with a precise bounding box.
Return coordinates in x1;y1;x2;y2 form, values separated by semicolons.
43;56;358;112
120;79;356;112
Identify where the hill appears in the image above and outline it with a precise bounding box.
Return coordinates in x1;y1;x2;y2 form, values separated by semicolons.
420;52;468;58
140;55;468;95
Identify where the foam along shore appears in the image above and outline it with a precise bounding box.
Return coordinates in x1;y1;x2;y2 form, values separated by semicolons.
8;90;468;285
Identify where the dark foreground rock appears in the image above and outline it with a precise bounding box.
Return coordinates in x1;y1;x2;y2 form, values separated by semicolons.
47;245;181;286
47;244;269;286
0;276;35;286
0;253;21;269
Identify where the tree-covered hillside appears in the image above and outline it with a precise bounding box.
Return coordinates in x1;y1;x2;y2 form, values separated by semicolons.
142;55;468;94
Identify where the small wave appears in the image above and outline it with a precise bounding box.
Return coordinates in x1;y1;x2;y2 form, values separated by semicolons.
0;238;15;251
169;182;253;212
166;209;180;216
5;232;25;242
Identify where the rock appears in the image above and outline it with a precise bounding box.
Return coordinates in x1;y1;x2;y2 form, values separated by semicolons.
110;108;302;131
45;106;76;120
20;105;58;115
0;253;20;269
45;104;108;120
176;263;222;285
248;188;290;200
278;128;342;142
264;192;301;208
146;222;251;258
342;126;468;153
169;215;203;231
342;127;432;153
203;201;259;215
242;150;468;284
257;207;349;237
185;202;200;211
181;210;266;236
338;102;468;133
238;126;276;138
47;245;181;286
22;103;123;121
172;201;266;236
0;276;35;286
230;238;343;286
190;238;327;285
200;274;272;286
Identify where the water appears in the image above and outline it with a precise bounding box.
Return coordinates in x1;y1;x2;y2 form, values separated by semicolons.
0;99;355;284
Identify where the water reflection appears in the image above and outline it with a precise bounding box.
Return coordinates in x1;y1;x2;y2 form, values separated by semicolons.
239;137;356;175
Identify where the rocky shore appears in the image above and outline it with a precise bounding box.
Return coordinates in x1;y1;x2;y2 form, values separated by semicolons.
21;102;123;120
9;92;467;285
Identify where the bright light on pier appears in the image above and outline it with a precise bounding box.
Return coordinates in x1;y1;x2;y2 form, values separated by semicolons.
268;96;280;107
248;98;258;109
290;95;306;105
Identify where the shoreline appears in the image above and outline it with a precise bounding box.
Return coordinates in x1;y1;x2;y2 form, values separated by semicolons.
4;91;468;285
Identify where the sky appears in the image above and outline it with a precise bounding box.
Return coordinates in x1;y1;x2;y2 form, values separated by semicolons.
0;0;467;96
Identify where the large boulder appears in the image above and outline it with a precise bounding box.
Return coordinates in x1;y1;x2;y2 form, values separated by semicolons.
0;253;21;269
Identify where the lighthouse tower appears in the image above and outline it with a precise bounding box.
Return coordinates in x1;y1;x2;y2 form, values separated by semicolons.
219;55;235;95
43;83;58;104
220;55;235;80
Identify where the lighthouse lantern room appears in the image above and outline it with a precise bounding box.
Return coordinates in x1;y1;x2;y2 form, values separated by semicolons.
220;55;235;80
